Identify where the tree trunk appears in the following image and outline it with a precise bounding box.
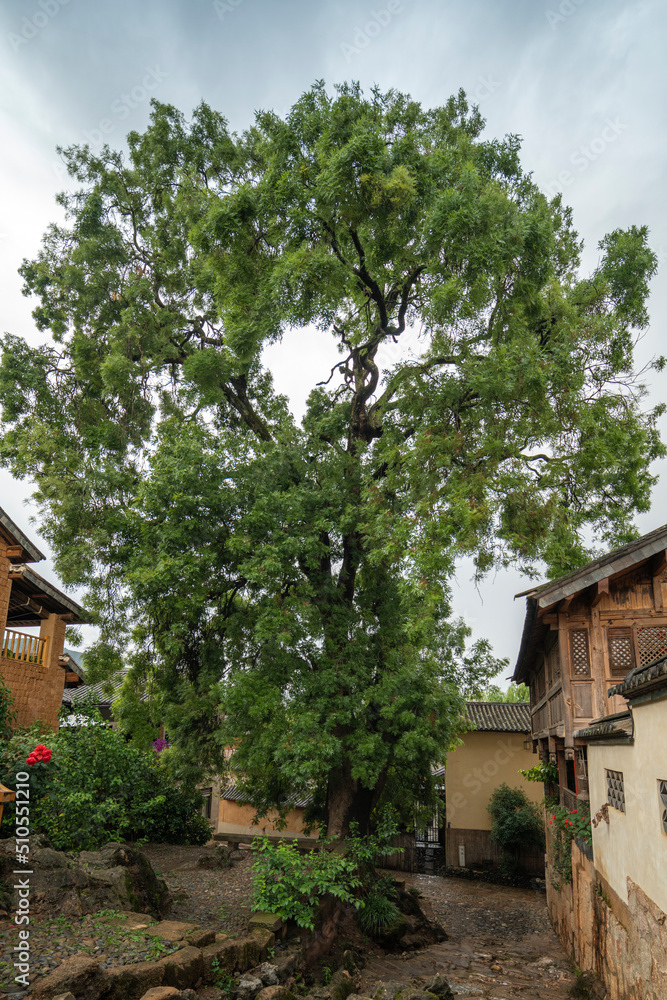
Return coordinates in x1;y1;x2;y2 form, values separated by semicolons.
325;759;387;838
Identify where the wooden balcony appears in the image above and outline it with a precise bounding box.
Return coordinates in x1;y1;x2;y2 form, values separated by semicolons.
1;629;49;666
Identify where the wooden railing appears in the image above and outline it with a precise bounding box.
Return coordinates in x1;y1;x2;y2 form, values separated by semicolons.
1;629;49;665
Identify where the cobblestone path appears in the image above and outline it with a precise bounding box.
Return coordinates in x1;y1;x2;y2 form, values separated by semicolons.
359;873;584;999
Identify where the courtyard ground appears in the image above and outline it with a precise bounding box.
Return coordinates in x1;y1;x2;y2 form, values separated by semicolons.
0;843;586;998
143;845;583;998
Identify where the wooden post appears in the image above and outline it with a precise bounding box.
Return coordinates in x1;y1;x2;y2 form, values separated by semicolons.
589;605;607;720
558;615;574;752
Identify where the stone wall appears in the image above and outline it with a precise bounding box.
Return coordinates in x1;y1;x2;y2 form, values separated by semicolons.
545;826;667;999
0;612;67;731
0;653;63;729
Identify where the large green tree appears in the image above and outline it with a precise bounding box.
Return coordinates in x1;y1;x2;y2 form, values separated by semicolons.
0;83;662;836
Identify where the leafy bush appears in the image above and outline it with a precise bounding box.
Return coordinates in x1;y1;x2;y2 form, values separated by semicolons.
0;721;211;850
487;783;545;872
251;837;361;930
250;812;405;931
519;760;559;784
344;812;403;872
358;891;401;938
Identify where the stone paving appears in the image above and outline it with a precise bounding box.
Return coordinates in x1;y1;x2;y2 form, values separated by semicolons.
360;872;583;999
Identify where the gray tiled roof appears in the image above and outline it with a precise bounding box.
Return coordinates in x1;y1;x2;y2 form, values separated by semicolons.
220;783;313;810
574;711;634;742
61;671;129;707
608;655;667;700
515;524;667;609
0;506;45;562
465;701;531;733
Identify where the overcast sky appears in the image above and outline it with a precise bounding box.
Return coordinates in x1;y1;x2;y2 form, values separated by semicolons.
0;0;665;679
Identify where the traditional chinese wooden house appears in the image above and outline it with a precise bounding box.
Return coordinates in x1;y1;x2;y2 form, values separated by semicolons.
0;505;87;729
512;525;667;808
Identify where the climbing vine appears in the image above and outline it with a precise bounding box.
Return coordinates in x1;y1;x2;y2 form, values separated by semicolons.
547;805;592;889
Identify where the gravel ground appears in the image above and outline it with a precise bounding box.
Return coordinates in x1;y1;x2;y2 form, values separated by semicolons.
399;872;552;943
0;844;562;999
0;910;182;994
141;842;255;936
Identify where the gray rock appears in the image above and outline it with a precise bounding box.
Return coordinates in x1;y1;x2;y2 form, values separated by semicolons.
32;848;69;869
251;962;279;986
373;983;413;1000
424;975;454;1000
329;970;357;1000
236;976;264;1000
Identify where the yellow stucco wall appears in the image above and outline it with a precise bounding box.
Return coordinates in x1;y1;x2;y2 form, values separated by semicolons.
217;797;319;840
445;730;543;830
588;697;667;915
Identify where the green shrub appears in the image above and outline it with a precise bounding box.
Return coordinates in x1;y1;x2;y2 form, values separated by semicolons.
519;760;559;784
251;837;361;930
487;783;545;872
0;721;211;850
358;892;401;938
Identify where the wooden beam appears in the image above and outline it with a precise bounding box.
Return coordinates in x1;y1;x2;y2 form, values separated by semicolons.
559;595;574;614
5;546;23;560
591;578;609;607
651;551;667;610
651;550;667;577
9;596;49;619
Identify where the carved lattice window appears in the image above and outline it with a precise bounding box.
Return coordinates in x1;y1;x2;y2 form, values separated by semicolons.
606;769;626;813
608;628;635;678
570;630;590;676
637;626;667;667
659;780;667;836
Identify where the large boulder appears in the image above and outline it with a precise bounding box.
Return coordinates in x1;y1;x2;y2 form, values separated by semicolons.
29;953;106;1000
77;843;172;917
99;958;166;1000
0;839;171;919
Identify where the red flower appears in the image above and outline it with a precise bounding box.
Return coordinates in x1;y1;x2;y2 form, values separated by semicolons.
573;809;578;814
26;744;51;765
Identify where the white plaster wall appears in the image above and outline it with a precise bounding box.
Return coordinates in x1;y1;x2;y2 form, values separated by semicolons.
588;698;667;915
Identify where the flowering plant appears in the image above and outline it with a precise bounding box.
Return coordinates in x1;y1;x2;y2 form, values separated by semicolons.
26;744;52;765
548;803;592;889
548;804;592;845
152;738;169;753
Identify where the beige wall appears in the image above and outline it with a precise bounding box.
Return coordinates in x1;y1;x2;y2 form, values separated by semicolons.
445;730;543;831
547;829;667;1000
588;697;667;915
217;797;319;840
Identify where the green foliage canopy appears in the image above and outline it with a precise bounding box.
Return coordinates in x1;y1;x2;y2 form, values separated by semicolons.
479;682;530;703
0;82;662;834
